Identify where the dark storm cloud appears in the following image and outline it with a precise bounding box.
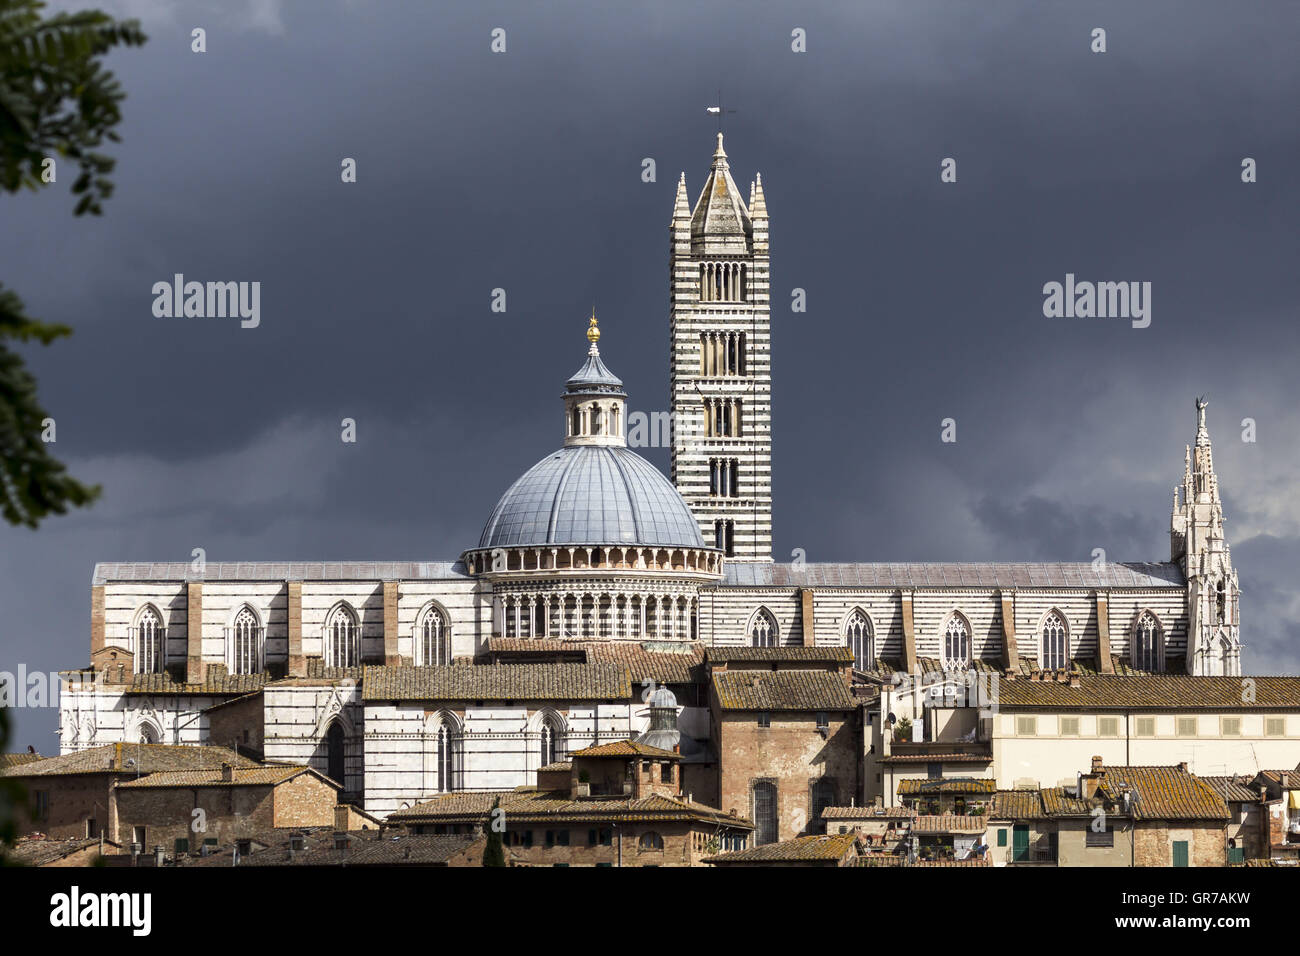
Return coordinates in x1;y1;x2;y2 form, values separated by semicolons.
2;0;1297;750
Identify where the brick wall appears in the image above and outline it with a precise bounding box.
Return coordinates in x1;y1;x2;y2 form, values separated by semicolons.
716;709;860;842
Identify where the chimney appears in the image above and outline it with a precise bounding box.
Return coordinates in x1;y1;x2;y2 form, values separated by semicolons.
220;762;233;783
1280;771;1290;790
1091;755;1104;774
1177;761;1188;774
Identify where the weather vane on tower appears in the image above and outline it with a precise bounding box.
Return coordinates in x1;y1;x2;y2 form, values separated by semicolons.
706;90;737;133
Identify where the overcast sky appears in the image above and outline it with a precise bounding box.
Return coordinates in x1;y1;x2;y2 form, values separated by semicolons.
2;0;1297;752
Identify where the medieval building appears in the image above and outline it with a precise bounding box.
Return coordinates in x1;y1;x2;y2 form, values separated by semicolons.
54;134;1286;849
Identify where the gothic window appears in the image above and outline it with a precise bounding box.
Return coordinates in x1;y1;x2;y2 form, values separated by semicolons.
1131;611;1162;671
844;609;873;670
326;604;360;668
419;605;449;666
229;605;262;675
751;608;778;647
639;831;664;850
1040;611;1068;671
539;713;562;766
132;605;165;675
942;613;970;669
752;780;778;845
437;722;459;792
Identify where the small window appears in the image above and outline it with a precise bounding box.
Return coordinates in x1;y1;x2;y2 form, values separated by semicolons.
132;826;147;847
926;763;943;779
639;831;664;851
997;829;1007;847
660;764;673;783
816;712;829;731
1016;716;1037;736
1266;717;1286;736
1086;827;1114;848
34;790;49;820
1220;717;1241;737
757;712;770;728
598;829;612;846
1098;717;1119;737
1176;717;1198;737
1059;717;1079;736
1135;716;1155;736
236;839;252;856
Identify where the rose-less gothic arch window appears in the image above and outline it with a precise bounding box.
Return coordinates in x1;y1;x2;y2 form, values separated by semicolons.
1131;611;1163;671
326;605;360;668
751;608;778;647
942;614;971;669
229;605;262;675
1040;612;1068;671
844;609;873;671
418;606;449;666
132;605;165;675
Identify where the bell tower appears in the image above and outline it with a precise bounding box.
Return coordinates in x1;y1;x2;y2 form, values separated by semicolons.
669;134;772;561
1170;397;1241;675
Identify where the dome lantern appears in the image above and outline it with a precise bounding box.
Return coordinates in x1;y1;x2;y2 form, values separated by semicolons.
564;311;627;448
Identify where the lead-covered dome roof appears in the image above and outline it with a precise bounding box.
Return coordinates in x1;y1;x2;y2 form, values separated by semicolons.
478;445;704;550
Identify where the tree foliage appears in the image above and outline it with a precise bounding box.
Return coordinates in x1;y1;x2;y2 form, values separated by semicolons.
0;0;146;527
482;798;506;866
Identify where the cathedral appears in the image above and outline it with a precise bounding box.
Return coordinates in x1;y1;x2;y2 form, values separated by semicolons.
58;134;1255;825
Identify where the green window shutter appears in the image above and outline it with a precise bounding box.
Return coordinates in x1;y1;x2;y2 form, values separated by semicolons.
1227;847;1244;864
1172;841;1189;867
997;828;1007;847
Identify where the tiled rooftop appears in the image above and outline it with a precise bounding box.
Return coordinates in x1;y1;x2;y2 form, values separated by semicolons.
485;639;706;684
569;741;680;760
996;675;1300;710
712;670;856;711
897;778;997;796
115;766;330;789
0;743;259;778
704;832;860;864
705;645;854;663
387;787;751;828
362;663;632;702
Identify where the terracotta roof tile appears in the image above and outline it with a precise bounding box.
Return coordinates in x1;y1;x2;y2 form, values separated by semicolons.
897;778;997;796
569;741;679;760
387;788;750;828
1200;776;1262;805
822;806;914;820
0;744;259;778
116;766;334;789
996;675;1300;710
712;670;855;711
362;663;632;702
486;639;706;684
704;832;859;864
912;814;988;834
990;789;1048;821
705;646;854;663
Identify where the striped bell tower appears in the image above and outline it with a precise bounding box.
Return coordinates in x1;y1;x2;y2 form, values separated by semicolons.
669;133;772;562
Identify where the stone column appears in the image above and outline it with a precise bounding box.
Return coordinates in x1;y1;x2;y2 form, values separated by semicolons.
383;581;400;665
186;581;204;683
287;581;305;677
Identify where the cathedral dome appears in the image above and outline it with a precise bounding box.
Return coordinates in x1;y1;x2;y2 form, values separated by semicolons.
476;314;706;553
478;444;704;549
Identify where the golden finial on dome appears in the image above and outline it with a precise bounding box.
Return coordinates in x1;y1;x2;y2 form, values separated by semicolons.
586;309;600;344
